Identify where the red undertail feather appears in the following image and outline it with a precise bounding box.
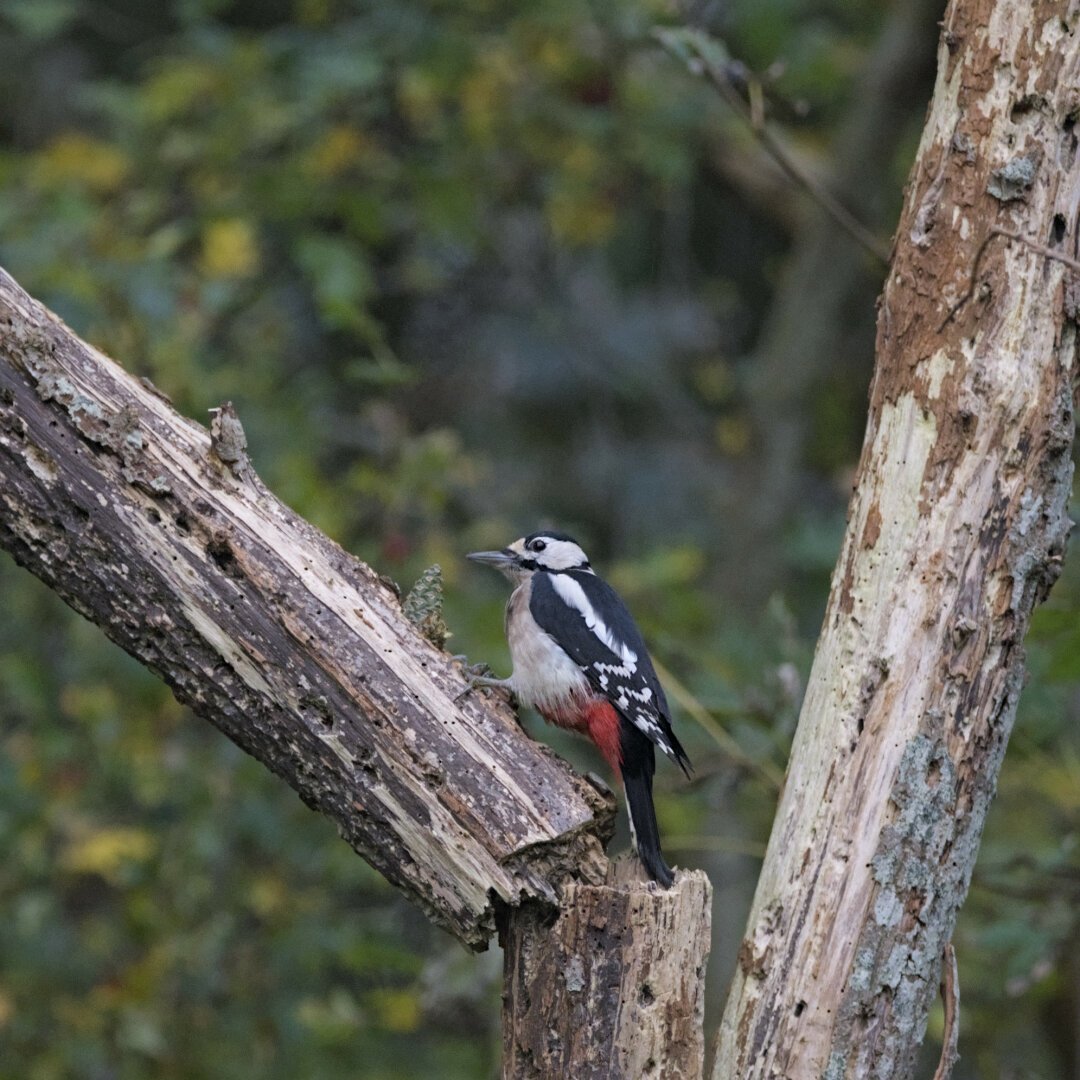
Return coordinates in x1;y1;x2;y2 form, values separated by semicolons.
582;699;623;775
540;696;623;775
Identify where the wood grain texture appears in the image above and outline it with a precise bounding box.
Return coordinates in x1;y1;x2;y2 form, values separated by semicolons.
715;3;1080;1076
502;854;712;1079
0;267;615;950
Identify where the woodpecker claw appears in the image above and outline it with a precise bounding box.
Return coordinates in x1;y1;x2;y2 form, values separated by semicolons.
456;681;514;704
450;655;494;677
453;664;514;705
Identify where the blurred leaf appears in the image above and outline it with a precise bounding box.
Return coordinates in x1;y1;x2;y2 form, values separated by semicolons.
1;0;77;39
367;989;422;1034
60;828;157;882
201;218;260;278
304;125;367;178
143;59;222;122
35;134;130;194
296;235;375;330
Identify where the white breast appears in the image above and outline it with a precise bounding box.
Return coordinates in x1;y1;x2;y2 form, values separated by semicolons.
506;579;590;715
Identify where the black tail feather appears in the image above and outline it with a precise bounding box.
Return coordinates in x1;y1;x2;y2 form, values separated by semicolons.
666;728;693;779
622;737;675;888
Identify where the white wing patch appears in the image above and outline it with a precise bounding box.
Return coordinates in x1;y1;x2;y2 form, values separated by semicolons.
628;705;674;757
550;574;638;671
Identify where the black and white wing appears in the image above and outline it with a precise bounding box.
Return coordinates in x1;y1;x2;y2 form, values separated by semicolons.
529;569;691;774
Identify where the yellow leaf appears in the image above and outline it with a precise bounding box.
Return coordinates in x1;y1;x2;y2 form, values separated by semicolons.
60;682;118;723
61;827;157;881
201;218;259;278
17;758;42;788
398;69;442;132
295;0;333;25
369;989;421;1034
120;944;175;1001
563;140;601;179
305;126;366;178
143;60;220;122
693;359;733;405
547;189;615;246
460;48;519;142
36;134;130;194
249;874;288;917
715;416;751;457
535;37;575;76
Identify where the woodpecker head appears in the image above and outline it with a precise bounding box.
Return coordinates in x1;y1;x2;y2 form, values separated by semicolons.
467;531;592;582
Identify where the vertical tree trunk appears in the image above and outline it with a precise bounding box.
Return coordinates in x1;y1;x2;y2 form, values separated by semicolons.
503;856;712;1079
715;3;1080;1077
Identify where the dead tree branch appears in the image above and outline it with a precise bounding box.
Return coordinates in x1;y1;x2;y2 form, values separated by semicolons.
0;267;615;950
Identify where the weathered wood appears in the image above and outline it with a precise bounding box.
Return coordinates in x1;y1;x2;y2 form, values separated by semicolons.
715;3;1080;1076
0;267;614;950
502;854;712;1079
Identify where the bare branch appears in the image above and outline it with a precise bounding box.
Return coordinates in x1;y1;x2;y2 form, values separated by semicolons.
655;26;891;266
939;226;1080;330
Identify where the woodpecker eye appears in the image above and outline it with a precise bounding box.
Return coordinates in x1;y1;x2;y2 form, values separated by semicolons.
530;539;547;553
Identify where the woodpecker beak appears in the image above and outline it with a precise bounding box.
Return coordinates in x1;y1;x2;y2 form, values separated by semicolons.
466;548;518;568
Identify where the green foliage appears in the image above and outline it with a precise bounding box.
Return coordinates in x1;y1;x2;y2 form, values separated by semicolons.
1;0;1077;1077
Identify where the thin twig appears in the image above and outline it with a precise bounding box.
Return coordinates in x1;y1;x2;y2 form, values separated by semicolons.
655;28;891;266
939;226;1080;331
932;942;960;1080
651;657;784;790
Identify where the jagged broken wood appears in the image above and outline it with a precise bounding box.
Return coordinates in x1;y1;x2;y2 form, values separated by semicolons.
0;267;616;950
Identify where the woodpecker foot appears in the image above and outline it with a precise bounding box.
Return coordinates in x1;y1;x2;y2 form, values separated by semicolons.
451;673;509;708
450;654;494;676
453;661;514;704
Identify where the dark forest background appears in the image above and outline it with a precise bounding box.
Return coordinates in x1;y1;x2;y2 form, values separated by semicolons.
1;2;1078;1077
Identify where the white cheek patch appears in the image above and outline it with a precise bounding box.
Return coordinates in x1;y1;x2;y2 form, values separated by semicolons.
534;538;591;571
550;575;638;670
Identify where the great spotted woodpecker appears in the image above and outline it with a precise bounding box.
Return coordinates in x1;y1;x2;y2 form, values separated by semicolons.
466;531;691;887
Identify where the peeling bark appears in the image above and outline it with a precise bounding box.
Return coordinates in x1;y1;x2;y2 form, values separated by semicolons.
503;855;712;1079
0;267;615;950
715;3;1080;1077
